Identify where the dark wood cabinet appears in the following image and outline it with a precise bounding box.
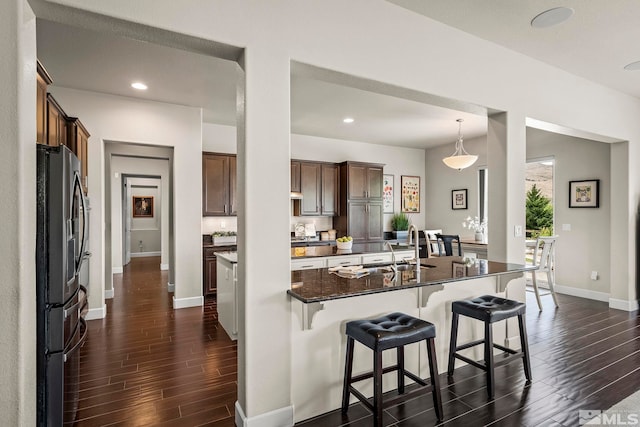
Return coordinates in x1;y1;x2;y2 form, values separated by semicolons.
203;245;236;295
293;160;339;216
36;61;52;145
291;161;301;193
336;161;385;242
202;152;236;216
344;162;383;200
67;117;90;194
46;94;68;148
321;163;339;216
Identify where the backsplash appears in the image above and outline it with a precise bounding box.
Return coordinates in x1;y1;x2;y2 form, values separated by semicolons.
290;216;333;232
202;216;237;234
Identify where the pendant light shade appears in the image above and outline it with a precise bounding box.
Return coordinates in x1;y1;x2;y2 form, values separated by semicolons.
442;119;477;170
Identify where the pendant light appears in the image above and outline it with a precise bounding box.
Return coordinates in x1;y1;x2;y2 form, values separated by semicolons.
442;118;478;170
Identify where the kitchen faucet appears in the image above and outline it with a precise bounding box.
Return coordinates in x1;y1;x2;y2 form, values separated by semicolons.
407;224;420;265
385;241;397;274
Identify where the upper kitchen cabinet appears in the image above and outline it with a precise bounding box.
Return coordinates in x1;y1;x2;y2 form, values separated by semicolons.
291;161;301;193
46;94;68;148
36;60;52;145
202;152;236;216
293;161;339;216
67;118;90;194
342;161;384;200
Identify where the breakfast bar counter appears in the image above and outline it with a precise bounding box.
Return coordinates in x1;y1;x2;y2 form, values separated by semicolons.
288;256;533;422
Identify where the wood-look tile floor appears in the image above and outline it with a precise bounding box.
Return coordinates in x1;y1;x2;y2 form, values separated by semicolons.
77;258;640;426
76;257;237;426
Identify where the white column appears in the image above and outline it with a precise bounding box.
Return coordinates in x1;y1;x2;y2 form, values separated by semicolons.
235;47;294;425
487;111;527;263
0;0;37;424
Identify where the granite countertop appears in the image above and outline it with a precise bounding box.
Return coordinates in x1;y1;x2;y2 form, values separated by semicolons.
288;257;534;303
215;251;237;263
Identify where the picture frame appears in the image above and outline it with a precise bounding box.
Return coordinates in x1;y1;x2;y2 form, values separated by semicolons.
451;189;468;210
383;174;394;213
133;196;154;217
452;262;466;278
401;175;420;213
569;179;600;208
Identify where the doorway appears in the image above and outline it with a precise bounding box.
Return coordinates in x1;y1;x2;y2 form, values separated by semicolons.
122;175;163;267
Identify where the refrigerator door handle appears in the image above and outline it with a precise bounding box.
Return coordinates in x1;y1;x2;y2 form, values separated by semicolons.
73;171;89;275
63;317;87;363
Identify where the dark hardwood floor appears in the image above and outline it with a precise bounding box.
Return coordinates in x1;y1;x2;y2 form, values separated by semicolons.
77;258;640;426
76;257;237;426
300;291;640;427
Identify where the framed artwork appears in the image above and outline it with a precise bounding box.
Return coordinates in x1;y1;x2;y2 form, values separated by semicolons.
133;196;154;217
451;189;468;210
569;179;600;208
401;175;420;213
383;174;394;213
452;262;466;278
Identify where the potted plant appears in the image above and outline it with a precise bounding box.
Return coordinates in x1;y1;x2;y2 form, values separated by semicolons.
391;212;410;241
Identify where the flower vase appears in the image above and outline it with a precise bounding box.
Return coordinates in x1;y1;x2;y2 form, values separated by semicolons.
475;232;484;242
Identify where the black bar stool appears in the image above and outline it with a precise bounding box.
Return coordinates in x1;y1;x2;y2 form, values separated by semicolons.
342;312;443;426
447;295;531;399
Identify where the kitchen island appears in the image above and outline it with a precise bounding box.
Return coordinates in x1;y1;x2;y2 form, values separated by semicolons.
288;257;534;422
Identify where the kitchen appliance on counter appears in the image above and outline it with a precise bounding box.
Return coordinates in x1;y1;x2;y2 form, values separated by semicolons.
36;144;89;426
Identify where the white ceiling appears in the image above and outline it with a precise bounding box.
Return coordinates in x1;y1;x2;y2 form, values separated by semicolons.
389;0;640;99
37;1;640;150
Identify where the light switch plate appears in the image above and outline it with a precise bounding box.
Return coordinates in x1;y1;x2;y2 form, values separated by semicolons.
514;225;523;237
562;223;571;231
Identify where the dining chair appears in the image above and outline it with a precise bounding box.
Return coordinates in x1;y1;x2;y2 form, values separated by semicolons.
435;234;462;256
529;236;560;310
424;229;443;257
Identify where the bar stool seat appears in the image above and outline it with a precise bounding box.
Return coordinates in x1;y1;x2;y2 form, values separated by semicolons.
342;312;443;426
447;295;532;399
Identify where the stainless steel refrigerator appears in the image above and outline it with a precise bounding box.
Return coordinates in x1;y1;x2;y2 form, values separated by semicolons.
36;144;89;426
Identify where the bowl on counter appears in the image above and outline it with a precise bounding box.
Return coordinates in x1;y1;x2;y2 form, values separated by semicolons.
336;240;353;250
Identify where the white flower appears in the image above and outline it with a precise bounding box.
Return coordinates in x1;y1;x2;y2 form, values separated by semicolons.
462;216;487;233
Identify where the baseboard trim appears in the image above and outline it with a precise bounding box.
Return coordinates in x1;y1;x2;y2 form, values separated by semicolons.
168;283;175;292
172;295;203;309
553;284;609;302
85;304;106;320
112;266;123;274
160;263;169;271
131;251;161;258
235;401;294;427
105;289;114;299
609;298;639;312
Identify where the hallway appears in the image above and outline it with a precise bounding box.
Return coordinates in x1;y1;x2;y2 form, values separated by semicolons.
76;257;237;426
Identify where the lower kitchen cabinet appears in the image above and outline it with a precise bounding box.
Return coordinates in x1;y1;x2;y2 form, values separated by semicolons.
203;245;236;295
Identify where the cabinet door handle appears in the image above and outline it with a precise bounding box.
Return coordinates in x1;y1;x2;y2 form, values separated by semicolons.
372;258;383;262
224;204;227;213
301;265;314;268
339;261;351;265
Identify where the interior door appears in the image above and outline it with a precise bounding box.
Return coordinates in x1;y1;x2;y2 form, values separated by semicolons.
124;178;132;265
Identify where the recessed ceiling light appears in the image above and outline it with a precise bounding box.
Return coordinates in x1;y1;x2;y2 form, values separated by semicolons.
531;7;574;28
343;117;354;124
131;82;148;90
624;61;640;71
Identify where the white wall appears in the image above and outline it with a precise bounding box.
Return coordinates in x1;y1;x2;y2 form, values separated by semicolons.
527;127;611;297
425;136;487;237
49;86;202;311
0;0;36;424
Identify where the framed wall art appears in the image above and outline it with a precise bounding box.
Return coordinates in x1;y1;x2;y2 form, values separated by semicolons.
133;196;154;217
383;174;394;213
569;179;599;208
452;262;466;278
401;175;420;213
451;189;468;210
